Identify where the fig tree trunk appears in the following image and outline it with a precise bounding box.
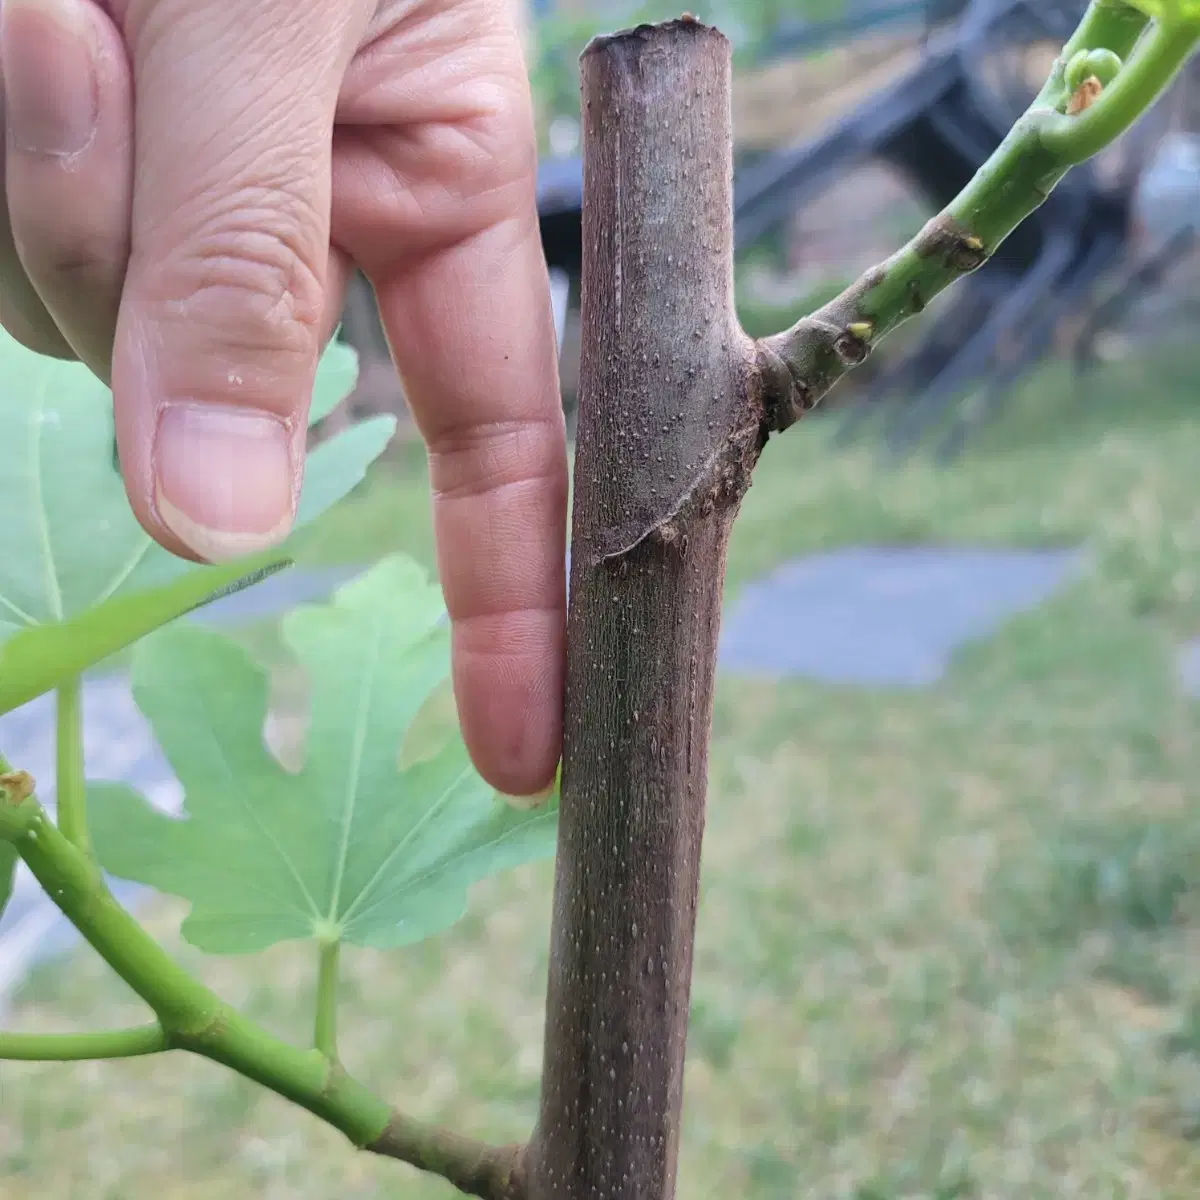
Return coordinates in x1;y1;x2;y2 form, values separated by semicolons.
520;7;1199;1198
527;19;774;1200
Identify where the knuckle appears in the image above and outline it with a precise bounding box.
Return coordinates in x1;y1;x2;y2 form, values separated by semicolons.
16;218;126;292
429;416;565;503
452;75;538;203
155;197;325;361
4;146;132;293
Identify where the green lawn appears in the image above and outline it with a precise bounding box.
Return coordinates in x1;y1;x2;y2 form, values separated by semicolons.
6;347;1200;1197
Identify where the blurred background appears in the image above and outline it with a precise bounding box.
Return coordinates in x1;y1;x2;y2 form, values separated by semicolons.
7;2;1200;1196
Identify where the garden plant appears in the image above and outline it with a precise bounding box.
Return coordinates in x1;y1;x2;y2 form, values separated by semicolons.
1;3;1199;1198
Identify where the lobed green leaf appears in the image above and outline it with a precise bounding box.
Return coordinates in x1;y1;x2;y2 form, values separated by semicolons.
90;556;559;955
308;337;360;425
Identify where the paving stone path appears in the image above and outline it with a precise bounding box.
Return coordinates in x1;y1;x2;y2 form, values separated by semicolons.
1177;639;1200;698
718;546;1087;685
0;545;1124;1005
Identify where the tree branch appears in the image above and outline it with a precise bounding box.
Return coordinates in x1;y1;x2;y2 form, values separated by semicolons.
522;8;1198;1198
368;1116;527;1199
0;776;524;1199
758;1;1198;429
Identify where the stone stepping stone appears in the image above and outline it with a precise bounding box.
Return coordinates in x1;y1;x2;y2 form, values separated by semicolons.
1177;640;1200;698
718;545;1086;686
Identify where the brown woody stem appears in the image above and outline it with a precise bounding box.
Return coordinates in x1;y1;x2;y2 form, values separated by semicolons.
367;1118;527;1199
527;18;766;1200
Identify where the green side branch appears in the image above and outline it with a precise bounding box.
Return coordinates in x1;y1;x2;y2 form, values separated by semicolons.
0;1024;167;1061
0;773;525;1200
757;1;1199;429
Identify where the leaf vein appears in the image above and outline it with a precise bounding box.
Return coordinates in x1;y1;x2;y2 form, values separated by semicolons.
339;763;473;929
185;712;322;922
30;376;64;621
323;610;387;924
347;809;556;935
93;536;154;608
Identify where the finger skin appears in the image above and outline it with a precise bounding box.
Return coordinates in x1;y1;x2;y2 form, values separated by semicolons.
0;274;72;357
2;0;132;380
376;229;566;799
4;0;569;796
107;0;373;563
338;1;567;795
0;8;73;361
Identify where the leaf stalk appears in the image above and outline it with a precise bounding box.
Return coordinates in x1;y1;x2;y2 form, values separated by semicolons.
0;1024;167;1061
314;936;340;1060
55;674;90;856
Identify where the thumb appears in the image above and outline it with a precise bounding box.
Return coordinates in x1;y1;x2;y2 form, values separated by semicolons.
110;2;366;562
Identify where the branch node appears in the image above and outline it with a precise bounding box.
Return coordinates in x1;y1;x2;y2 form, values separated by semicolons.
755;338;812;433
0;774;41;843
916;214;989;273
170;1005;228;1045
652;519;684;551
0;770;35;805
834;325;872;366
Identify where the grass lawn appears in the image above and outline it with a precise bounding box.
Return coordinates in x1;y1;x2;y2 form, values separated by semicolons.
6;346;1200;1198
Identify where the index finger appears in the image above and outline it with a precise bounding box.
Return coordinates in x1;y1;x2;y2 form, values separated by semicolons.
345;69;567;797
378;224;567;798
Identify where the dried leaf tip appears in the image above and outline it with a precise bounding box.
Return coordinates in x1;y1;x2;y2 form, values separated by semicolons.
1067;77;1104;116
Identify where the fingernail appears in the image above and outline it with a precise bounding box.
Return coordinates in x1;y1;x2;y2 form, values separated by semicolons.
527;777;559;804
154;403;296;564
499;778;558;811
1;0;99;156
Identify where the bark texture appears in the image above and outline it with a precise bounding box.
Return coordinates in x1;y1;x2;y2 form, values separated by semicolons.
527;19;764;1200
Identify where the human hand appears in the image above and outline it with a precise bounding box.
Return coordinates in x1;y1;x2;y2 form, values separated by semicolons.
0;0;567;797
